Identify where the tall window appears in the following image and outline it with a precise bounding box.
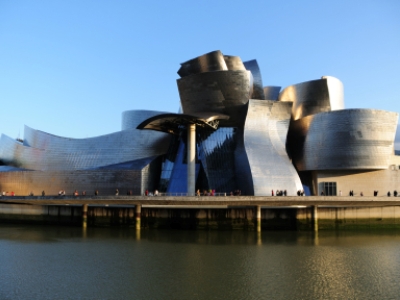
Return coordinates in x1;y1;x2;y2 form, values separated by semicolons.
323;182;337;196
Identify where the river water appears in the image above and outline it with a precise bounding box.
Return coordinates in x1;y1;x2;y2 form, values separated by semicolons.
1;225;400;300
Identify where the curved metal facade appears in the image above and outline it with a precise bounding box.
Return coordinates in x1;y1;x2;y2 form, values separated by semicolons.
0;110;171;195
278;76;344;120
8;125;169;171
287;109;398;171
242;100;303;195
177;70;252;127
0;49;398;196
264;86;281;101
177;50;228;77
243;60;265;100
223;55;246;71
121;110;170;130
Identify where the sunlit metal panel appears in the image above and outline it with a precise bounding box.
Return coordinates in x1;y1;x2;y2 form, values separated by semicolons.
263;86;281;101
244;60;265;100
287;109;398;171
6;124;170;171
279;76;344;120
177;70;252;127
177;50;228;78
242;100;303;195
121;110;171;130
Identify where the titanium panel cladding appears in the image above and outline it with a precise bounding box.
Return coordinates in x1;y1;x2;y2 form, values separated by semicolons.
177;50;228;77
263;86;281;100
121;110;171;130
244;60;265;100
5;125;170;171
223;55;246;71
177;70;252;127
242;100;303;195
288;109;398;171
278;77;344;120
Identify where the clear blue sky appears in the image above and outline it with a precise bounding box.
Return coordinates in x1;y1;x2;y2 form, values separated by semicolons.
0;0;399;139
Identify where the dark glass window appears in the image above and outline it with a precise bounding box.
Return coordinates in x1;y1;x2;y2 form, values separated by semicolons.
323;182;337;196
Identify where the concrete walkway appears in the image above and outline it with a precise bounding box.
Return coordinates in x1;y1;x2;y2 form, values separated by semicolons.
0;195;400;207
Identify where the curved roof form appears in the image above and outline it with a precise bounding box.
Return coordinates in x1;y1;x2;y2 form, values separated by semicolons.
177;70;252;127
177;50;228;78
121;110;171;131
278;76;344;120
4;125;170;171
244;60;265;100
223;55;246;71
287;109;398;171
137;112;229;135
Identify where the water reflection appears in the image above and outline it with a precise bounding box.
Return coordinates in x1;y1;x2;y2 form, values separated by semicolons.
1;225;400;299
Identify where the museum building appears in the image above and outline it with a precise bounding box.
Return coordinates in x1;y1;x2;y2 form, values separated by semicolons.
0;50;399;197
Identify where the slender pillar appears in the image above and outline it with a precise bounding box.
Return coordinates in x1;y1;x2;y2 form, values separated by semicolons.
135;205;142;230
256;205;261;232
312;205;318;231
187;123;196;196
82;204;88;228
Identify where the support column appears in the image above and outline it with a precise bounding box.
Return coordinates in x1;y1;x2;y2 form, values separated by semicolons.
256;205;261;232
135;205;142;230
187;123;196;196
82;204;88;228
312;205;318;232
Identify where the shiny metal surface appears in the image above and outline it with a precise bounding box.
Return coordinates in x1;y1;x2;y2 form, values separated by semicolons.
177;50;228;78
242;100;303;195
121;110;170;130
0;125;170;171
1;50;399;197
223;55;246;70
177;70;252;127
263;86;281;100
0;109;171;194
243;60;265;100
137;113;229;134
278;76;344;120
287;109;398;171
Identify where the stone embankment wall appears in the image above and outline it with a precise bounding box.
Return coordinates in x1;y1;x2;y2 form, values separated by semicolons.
1;204;400;230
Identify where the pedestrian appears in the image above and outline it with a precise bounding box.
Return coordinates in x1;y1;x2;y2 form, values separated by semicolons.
145;189;148;196
42;190;45;196
95;190;98;196
115;189;119;196
196;189;200;197
154;189;159;196
339;190;342;196
272;190;274;196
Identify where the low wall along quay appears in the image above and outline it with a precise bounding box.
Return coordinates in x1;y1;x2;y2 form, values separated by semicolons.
1;196;400;230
